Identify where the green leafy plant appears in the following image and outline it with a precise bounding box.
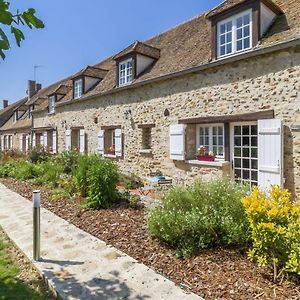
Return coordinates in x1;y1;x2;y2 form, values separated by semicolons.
0;1;44;59
84;155;119;209
55;150;79;174
147;178;250;257
128;194;140;209
242;186;300;281
28;147;51;164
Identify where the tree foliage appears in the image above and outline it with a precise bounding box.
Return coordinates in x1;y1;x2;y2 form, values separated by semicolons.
0;0;44;59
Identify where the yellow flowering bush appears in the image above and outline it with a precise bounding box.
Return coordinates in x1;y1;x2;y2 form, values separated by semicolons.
242;186;300;280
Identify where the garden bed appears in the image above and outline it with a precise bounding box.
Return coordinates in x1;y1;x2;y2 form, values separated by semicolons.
1;177;299;300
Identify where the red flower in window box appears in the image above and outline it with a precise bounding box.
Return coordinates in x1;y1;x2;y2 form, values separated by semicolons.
108;144;115;155
196;146;215;161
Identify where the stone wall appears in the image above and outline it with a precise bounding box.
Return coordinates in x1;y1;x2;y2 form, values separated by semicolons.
34;46;300;200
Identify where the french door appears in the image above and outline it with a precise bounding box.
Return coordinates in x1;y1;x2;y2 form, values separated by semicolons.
231;122;258;188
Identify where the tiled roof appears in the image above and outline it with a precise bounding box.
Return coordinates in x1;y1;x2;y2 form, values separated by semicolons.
113;41;161;60
48;84;72;96
0;98;27;128
206;0;283;19
0;109;31;131
71;66;109;80
11;0;300;111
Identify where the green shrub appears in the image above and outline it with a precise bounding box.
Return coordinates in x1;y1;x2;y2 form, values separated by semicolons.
128;194;140;209
147;178;250;257
84;155;119;208
242;186;300;281
28;147;51;164
31;161;64;187
74;155;95;197
55;151;79;174
9;160;38;180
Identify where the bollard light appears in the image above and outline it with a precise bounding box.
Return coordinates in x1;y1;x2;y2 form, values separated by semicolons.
33;190;41;261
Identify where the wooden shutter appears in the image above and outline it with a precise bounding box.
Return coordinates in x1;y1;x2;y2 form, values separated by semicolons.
32;133;36;148
258;119;283;192
52;130;57;154
98;130;104;155
115;129;122;157
1;135;4;151
25;135;29;151
169;124;186;160
43;132;48;149
19;135;23;152
79;129;85;154
65;129;71;150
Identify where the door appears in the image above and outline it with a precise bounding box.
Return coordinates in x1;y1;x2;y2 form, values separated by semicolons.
231;122;258;188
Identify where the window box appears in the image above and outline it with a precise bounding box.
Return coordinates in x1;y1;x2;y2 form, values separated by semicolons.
187;160;229;168
196;155;215;162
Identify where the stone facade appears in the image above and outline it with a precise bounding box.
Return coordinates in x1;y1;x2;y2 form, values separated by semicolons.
34;46;300;200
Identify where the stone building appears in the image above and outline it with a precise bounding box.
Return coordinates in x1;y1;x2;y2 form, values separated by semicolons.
3;0;300;199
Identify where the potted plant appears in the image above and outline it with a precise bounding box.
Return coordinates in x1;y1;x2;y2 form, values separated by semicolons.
108;144;115;155
196;146;215;161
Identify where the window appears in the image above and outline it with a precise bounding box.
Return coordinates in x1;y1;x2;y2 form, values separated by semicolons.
48;96;55;114
104;129;116;155
142;127;152;150
197;124;224;159
29;105;34;119
218;10;252;58
119;59;133;86
13;111;17;123
74;79;83;99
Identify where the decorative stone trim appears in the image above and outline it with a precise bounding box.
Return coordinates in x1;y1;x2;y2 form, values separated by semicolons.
139;149;152;154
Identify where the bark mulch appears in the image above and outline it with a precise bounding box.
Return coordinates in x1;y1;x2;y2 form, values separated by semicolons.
1;178;299;300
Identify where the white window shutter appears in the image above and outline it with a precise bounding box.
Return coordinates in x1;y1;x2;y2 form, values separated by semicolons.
170;124;186;160
52;130;57;154
79;129;85;154
258;119;283;192
65;129;71;150
98;130;104;155
115;129;122;157
43;132;48;149
25;135;29;151
19;135;23;151
0;135;3;151
32;133;36;148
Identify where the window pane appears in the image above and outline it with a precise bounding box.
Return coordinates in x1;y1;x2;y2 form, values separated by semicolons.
220;46;226;56
243;148;250;157
244;26;250;37
237;28;243;40
244;14;250;24
237;17;243;28
251;148;258;158
226;21;232;31
234;147;241;157
244;37;250;49
226;44;232;54
226;32;232;43
234;137;241;146
242;126;250;135
234;126;241;135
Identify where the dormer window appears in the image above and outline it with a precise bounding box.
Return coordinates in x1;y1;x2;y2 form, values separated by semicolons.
114;41;160;87
74;79;83;99
208;0;283;60
48;95;56;114
119;59;133;86
13;111;17;123
218;10;252;58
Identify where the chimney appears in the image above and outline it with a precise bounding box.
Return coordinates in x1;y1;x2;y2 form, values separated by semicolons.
27;80;36;99
2;100;8;108
36;83;42;92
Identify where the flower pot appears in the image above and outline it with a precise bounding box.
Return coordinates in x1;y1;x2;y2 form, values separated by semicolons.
196;155;215;162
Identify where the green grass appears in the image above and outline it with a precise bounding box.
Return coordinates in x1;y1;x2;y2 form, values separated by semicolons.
0;231;53;300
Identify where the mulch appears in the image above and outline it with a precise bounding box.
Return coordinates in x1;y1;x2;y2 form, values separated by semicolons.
1;178;299;300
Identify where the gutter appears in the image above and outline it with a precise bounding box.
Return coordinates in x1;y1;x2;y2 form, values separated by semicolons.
35;36;300;112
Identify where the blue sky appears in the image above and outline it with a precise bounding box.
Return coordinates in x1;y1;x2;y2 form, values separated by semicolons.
0;0;222;103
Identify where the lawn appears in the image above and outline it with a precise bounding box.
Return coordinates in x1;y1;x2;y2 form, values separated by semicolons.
0;229;56;300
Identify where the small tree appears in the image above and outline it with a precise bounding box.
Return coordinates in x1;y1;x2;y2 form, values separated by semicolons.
0;0;44;59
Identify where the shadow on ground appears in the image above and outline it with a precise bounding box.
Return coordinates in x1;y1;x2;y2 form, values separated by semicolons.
43;269;151;300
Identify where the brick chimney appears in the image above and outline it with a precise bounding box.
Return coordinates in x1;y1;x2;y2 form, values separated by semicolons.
2;100;8;108
36;83;42;92
27;80;36;99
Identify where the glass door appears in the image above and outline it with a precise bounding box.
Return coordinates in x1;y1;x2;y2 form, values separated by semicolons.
231;122;258;188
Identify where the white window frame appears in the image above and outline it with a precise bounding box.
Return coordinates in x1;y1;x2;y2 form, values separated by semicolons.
217;9;252;58
74;79;83;99
48;96;55;114
119;58;133;86
196;123;225;160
